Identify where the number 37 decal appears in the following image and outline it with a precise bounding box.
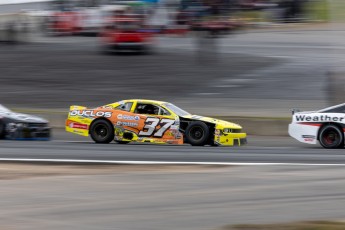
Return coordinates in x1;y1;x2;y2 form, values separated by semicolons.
139;117;175;137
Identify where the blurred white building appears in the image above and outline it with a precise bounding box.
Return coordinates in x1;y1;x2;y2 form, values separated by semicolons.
0;1;51;14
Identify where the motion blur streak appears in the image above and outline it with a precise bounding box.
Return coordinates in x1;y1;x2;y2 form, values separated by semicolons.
1;165;345;230
1;0;345;229
4;157;345;166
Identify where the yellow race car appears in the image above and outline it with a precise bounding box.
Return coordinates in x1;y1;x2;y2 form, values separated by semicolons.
66;99;247;146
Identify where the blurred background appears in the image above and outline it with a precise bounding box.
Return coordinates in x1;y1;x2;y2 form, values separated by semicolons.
0;0;344;118
2;2;345;229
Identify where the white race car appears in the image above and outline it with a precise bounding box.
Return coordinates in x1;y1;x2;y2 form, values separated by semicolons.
289;103;345;149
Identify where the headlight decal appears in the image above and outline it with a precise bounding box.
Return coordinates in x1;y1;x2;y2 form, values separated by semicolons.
223;128;242;133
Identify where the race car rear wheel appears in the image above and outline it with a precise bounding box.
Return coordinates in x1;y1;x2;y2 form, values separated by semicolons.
90;119;114;144
185;121;210;146
319;124;344;149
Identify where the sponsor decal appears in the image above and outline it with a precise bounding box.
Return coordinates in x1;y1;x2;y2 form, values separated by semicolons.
169;129;182;139
166;131;174;137
69;122;88;130
295;115;345;122
170;125;179;130
73;130;84;134
302;135;316;142
114;127;124;136
70;110;112;118
304;138;314;142
302;135;316;138
116;121;138;127
215;129;221;136
117;114;140;121
139;118;175;137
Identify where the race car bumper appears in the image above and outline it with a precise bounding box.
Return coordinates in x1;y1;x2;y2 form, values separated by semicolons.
288;123;318;144
5;127;51;140
215;133;247;146
234;138;247;146
108;42;148;50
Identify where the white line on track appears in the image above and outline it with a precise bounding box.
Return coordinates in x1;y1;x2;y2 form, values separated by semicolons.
0;158;344;166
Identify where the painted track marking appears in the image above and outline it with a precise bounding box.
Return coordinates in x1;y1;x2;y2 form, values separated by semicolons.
0;158;344;166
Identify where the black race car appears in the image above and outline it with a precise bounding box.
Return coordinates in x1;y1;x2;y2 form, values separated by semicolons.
0;104;50;140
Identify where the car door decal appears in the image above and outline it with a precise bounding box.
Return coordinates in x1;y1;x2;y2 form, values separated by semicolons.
139;117;175;137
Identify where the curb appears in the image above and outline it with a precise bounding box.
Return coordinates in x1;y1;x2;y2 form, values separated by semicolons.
13;109;291;136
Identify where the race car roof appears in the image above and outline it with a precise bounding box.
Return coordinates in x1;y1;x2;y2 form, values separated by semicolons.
122;99;169;105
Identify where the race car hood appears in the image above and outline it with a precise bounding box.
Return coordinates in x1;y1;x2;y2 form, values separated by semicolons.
182;115;242;129
0;111;48;123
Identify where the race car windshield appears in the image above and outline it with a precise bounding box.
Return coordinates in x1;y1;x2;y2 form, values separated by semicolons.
318;103;345;113
0;104;10;112
164;103;191;116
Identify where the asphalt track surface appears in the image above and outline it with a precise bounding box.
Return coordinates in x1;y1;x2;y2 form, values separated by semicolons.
2;133;345;230
1;129;344;165
0;41;277;108
2;164;345;230
1;130;345;230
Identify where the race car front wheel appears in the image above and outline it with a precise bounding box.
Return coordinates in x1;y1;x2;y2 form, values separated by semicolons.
319;124;344;149
90;119;114;144
185;121;210;146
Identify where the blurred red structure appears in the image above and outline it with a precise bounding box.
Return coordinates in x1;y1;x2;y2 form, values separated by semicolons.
100;11;154;53
48;11;80;35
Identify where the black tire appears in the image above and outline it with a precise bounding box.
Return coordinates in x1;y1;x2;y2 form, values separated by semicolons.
0;121;5;139
90;119;114;144
318;124;344;149
115;140;130;144
185;121;210;146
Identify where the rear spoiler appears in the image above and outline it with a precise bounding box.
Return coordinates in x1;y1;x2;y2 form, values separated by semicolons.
69;105;87;111
291;109;300;115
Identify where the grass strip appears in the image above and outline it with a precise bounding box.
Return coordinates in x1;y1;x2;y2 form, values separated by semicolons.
222;221;345;230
